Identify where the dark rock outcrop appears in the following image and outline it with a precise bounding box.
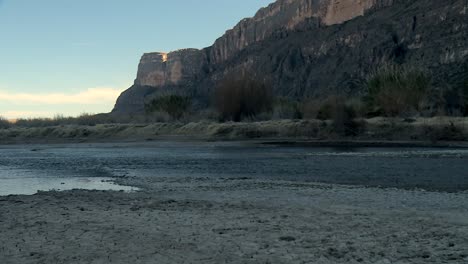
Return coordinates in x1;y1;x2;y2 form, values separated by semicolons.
113;0;468;114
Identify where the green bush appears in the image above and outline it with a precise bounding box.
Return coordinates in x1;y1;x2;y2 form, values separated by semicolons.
145;95;191;120
215;75;273;122
365;64;430;117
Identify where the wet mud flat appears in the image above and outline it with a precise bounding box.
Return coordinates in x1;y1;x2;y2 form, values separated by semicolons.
1;176;468;264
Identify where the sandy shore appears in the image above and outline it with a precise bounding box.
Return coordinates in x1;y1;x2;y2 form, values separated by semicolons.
1;175;468;264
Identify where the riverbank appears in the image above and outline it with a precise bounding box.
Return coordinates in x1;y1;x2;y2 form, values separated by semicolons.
0;117;467;145
1;175;468;263
1;141;468;263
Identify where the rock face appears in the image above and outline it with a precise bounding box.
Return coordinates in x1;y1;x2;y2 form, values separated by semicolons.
114;49;208;113
135;49;207;87
113;0;468;114
208;0;394;64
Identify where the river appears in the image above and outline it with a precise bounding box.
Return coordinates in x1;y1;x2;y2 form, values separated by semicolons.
1;141;467;195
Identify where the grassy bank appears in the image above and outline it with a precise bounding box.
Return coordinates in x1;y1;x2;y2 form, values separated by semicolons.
0;117;467;145
2;64;467;145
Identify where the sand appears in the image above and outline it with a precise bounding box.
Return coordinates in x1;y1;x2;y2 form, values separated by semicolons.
1;175;468;264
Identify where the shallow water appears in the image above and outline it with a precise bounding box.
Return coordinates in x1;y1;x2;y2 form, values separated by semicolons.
0;141;467;195
0;174;135;196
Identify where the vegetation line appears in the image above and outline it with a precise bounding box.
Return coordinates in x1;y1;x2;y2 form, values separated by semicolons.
1;64;467;142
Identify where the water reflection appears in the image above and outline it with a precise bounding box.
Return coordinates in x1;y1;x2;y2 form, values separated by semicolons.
0;177;136;196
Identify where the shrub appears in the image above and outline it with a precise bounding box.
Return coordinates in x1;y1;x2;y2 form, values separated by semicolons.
15;116;61;127
441;87;466;116
302;96;364;136
463;80;468;116
215;75;273;122
329;97;364;136
186;109;220;122
272;98;302;120
13;113;112;127
316;102;333;121
301;99;319;120
301;98;333;120
424;121;466;142
365;64;430;117
302;96;363;120
145;95;191;120
74;113;133;126
0;116;11;129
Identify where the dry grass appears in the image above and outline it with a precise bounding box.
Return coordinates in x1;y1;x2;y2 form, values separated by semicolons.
365;117;468;141
0;118;466;143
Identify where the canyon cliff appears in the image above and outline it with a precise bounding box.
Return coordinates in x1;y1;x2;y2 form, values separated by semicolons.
113;0;468;114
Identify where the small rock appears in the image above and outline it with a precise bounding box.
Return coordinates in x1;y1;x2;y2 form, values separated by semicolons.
279;236;296;242
130;205;140;211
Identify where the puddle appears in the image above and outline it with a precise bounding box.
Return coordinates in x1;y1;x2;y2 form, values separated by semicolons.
0;177;137;196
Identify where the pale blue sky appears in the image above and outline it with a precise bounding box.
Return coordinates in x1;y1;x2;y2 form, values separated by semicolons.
0;0;273;118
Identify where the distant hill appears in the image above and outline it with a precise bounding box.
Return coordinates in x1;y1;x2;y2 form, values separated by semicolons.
113;0;468;114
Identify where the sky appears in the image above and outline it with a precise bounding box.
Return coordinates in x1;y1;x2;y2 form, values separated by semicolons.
0;0;273;119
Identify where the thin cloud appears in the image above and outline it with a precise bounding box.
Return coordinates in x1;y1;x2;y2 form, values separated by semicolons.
0;87;124;105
